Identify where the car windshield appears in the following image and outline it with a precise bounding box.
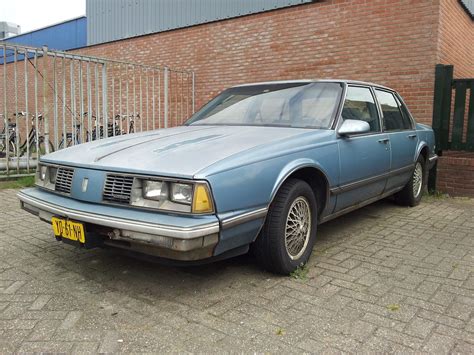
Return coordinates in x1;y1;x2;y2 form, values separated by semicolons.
185;82;343;129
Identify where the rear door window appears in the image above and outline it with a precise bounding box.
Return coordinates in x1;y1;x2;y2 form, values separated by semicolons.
395;96;414;129
375;89;412;131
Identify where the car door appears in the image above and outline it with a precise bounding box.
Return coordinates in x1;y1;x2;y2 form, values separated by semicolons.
335;85;391;212
374;89;417;192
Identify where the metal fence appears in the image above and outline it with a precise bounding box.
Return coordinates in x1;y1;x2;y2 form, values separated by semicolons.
0;42;195;177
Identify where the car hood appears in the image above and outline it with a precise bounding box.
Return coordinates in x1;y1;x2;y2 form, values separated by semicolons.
42;125;333;178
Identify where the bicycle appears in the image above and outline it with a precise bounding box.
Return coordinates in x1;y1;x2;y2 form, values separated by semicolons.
58;123;82;149
115;113;141;134
0;114;18;157
15;112;54;158
87;113;122;141
58;113;123;149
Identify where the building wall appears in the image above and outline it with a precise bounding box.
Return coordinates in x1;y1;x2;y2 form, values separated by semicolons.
4;17;87;53
437;0;474;77
76;0;441;125
86;0;314;46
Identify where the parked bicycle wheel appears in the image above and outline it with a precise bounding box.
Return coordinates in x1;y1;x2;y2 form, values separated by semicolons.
58;137;73;149
28;138;54;157
58;133;74;149
0;138;16;157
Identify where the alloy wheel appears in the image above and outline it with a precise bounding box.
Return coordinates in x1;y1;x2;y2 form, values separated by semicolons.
285;196;312;260
413;162;423;198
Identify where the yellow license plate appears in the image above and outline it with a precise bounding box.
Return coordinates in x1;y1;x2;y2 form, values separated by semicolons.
51;217;86;243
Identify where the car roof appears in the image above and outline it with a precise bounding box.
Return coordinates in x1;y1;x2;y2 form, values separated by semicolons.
232;79;394;92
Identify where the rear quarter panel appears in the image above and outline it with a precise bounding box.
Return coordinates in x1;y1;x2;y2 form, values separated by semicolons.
415;123;436;160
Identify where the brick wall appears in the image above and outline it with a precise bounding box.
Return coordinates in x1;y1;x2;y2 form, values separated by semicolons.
73;0;441;125
435;0;474;196
437;152;474;197
437;0;474;77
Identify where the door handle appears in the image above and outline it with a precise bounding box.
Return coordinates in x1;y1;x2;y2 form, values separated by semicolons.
408;134;417;139
378;138;390;144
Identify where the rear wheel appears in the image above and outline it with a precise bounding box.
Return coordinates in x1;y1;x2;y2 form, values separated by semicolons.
28;138;54;157
0;139;16;157
253;178;317;275
395;155;426;207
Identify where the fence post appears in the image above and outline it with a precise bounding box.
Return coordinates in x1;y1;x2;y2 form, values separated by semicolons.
440;65;453;151
42;45;50;154
429;64;453;192
164;67;169;128
467;81;474;151
432;65;445;154
192;71;195;114
2;44;9;175
102;62;108;138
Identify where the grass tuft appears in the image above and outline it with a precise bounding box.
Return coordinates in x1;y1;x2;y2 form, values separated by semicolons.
0;176;35;190
290;264;309;280
276;327;285;336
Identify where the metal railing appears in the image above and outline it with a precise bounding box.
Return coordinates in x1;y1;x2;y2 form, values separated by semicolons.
0;42;195;177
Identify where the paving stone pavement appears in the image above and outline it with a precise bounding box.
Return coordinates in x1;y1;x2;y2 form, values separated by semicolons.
0;188;473;353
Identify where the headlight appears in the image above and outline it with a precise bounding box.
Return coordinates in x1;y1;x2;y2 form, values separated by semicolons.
143;180;168;200
129;178;214;214
171;183;193;205
35;164;56;190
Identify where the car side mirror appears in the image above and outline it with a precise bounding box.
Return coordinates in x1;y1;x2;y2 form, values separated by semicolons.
337;119;370;136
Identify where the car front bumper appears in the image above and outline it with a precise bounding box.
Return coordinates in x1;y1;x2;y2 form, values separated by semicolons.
18;187;220;261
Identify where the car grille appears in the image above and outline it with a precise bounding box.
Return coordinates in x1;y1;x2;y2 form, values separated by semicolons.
103;174;134;204
55;167;74;194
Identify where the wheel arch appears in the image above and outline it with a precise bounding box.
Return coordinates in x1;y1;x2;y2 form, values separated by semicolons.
269;160;331;218
416;143;429;164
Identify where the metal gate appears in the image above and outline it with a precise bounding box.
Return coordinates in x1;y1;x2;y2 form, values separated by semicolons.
0;42;195;177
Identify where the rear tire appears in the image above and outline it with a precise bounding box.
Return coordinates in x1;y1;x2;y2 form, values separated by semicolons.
253;178;317;275
0;140;16;157
395;155;426;207
29;139;54;157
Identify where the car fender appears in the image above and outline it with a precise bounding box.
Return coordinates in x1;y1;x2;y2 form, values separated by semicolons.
414;134;429;163
269;158;332;206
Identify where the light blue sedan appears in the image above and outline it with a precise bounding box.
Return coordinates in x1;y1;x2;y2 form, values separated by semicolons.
18;80;437;274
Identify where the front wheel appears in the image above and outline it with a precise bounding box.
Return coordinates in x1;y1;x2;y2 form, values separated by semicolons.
28;138;54;157
0;139;16;157
253;179;317;275
395;155;426;207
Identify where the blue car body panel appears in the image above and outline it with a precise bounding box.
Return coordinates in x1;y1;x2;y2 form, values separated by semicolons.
19;80;437;260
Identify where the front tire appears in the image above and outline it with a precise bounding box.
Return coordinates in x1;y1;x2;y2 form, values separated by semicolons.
253;179;317;275
395;155;426;207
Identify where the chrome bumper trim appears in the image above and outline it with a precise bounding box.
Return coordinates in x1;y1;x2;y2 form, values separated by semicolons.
429;154;438;163
221;207;268;229
17;191;219;240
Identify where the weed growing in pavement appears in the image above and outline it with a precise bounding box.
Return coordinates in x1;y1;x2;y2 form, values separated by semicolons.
290;265;309;280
